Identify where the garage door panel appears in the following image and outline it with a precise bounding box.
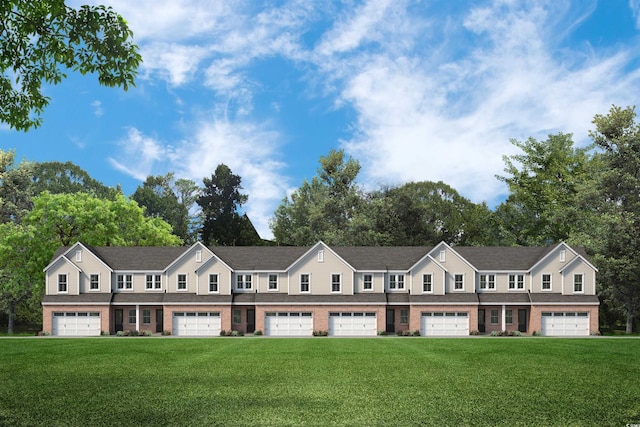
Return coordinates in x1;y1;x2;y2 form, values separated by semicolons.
52;312;100;336
541;312;589;336
265;312;313;336
328;312;376;336
421;312;469;336
172;312;221;336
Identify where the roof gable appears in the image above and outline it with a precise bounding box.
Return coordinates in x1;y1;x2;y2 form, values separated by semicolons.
427;242;477;272
287;241;355;272
165;242;213;273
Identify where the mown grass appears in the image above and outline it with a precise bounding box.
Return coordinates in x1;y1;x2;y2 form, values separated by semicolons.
0;338;638;426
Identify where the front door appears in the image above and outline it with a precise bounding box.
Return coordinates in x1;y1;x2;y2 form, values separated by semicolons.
246;309;255;334
156;309;164;333
115;309;123;332
518;309;527;333
478;309;486;333
386;309;395;333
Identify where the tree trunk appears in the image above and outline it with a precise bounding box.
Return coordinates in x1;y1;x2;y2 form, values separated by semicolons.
7;303;15;335
626;312;634;334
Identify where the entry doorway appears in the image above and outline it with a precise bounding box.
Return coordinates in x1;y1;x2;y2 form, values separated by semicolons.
115;309;123;332
156;309;164;333
478;309;486;333
246;309;255;334
386;309;395;333
518;309;527;333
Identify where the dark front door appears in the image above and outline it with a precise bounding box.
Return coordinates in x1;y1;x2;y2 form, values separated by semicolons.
156;309;164;333
478;309;486;333
518;309;527;333
386;309;395;333
246;309;255;334
115;309;123;332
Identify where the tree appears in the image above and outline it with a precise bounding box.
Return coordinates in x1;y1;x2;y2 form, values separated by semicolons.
174;178;202;244
496;133;595;245
197;164;254;246
131;173;191;243
360;181;495;246
0;149;33;223
31;161;120;199
1;1;141;131
588;105;640;333
271;149;363;245
0;222;46;333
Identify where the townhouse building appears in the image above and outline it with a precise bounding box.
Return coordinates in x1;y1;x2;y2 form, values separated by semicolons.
42;241;599;337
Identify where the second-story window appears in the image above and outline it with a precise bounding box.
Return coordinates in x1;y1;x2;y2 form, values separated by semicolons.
300;274;310;293
146;274;161;290
331;274;341;292
509;274;524;290
542;274;552;291
423;274;433;293
209;274;218;293
573;274;583;293
389;274;405;290
89;274;99;291
363;274;373;291
236;274;252;290
479;274;495;290
268;274;278;290
177;274;187;290
58;274;68;293
454;274;464;291
117;274;132;290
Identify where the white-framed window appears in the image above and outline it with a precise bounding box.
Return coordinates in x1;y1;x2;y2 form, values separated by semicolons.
58;274;68;293
75;250;82;262
208;274;219;293
573;274;583;293
177;274;187;291
389;274;405;290
422;273;433;293
559;250;566;262
400;309;409;324
331;274;341;293
363;274;373;291
490;309;499;324
508;274;524;290
233;309;241;324
268;274;278;291
300;274;310;293
196;250;202;263
439;250;446;262
89;274;99;291
143;309;151;324
542;273;552;291
506;309;513;324
145;274;161;290
117;274;133;290
454;274;464;291
236;274;252;290
317;250;324;262
479;274;495;290
128;309;136;324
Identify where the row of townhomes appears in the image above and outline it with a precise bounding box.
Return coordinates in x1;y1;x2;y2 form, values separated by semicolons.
42;241;599;337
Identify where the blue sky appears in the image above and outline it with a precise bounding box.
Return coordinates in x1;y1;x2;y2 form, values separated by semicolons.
3;0;640;239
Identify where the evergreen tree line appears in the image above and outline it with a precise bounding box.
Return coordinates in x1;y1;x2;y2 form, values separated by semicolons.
1;105;640;333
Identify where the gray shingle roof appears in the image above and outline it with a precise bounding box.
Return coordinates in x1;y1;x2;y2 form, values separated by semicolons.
253;293;387;304
529;294;600;304
477;292;531;304
42;294;113;304
213;246;309;270
409;293;479;304
333;246;431;270
454;246;553;271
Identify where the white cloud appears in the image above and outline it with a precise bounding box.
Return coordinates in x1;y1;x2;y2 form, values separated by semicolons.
108;128;170;181
90;100;103;117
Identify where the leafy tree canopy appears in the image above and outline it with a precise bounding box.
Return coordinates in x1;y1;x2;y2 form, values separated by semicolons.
0;1;141;130
32;161;120;199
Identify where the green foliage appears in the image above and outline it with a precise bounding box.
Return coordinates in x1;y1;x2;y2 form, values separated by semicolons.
0;339;638;425
0;149;34;223
0;0;141;131
496;133;595;245
198;164;260;246
31;161;120;199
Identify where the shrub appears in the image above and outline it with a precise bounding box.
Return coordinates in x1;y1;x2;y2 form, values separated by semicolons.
37;331;51;336
220;330;227;336
253;330;263;336
469;330;480;336
490;331;499;336
532;330;540;336
101;330;110;336
116;330;125;336
411;330;421;337
312;330;328;336
231;330;243;337
143;330;152;337
129;330;139;337
513;330;521;336
162;330;171;336
377;330;388;336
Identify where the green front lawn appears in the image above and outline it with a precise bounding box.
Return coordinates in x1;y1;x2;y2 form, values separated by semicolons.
0;338;638;426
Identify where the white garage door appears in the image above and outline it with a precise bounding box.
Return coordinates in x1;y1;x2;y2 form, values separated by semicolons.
52;312;101;336
541;312;589;336
264;312;313;336
421;312;469;336
172;312;221;336
328;312;377;336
